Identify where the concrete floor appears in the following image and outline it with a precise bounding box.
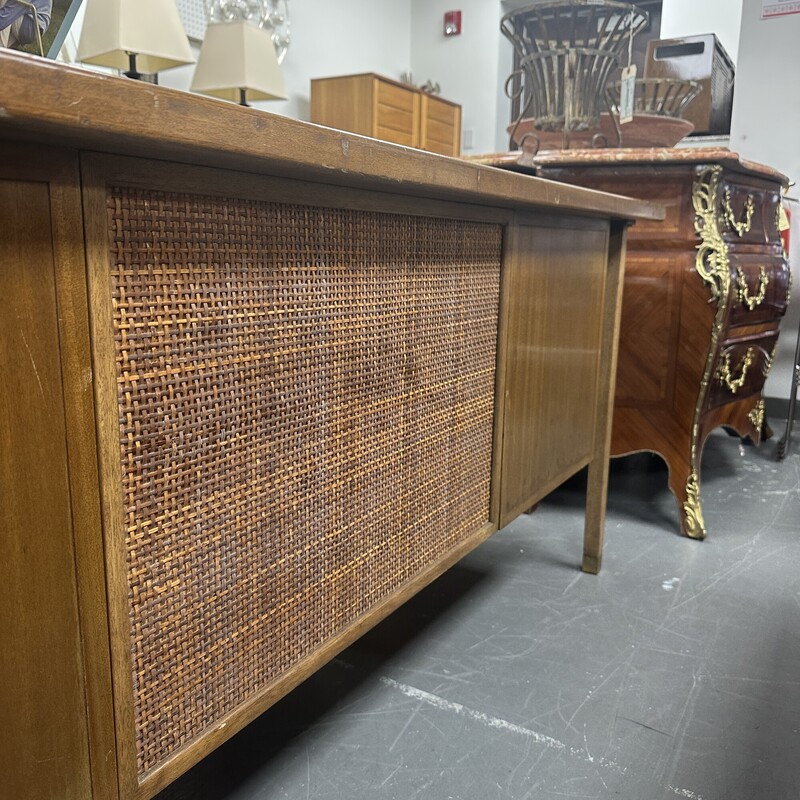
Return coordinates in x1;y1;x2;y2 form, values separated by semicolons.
156;427;800;800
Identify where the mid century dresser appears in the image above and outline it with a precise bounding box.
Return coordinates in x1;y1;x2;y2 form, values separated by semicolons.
0;53;658;800
310;72;462;156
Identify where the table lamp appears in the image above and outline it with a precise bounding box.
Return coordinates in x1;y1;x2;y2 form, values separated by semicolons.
191;20;287;106
77;0;194;80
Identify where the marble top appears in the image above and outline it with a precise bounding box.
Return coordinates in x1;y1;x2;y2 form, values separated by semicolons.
466;147;789;185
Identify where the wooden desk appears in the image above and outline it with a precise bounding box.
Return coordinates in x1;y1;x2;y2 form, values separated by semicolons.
474;148;791;538
0;53;658;800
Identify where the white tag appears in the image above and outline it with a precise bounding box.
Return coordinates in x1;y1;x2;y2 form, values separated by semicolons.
619;64;637;125
779;203;790;232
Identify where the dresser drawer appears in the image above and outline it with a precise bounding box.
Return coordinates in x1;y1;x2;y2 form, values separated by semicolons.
717;178;782;246
312;74;460;155
706;331;778;410
420;95;460;156
375;78;420;146
727;253;790;327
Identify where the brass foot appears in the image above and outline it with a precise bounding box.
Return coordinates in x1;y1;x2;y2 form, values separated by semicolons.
682;471;707;540
582;553;601;574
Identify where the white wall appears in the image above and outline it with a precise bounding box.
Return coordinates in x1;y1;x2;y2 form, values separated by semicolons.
730;0;800;187
66;0;511;151
65;1;750;147
81;0;413;122
269;0;412;121
660;0;742;64
409;0;505;154
730;0;800;402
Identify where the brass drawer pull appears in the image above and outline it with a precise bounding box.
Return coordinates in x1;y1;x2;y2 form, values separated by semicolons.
717;347;755;394
723;188;755;236
736;266;770;310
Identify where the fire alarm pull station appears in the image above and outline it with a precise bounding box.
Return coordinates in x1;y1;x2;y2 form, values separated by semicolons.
444;11;461;36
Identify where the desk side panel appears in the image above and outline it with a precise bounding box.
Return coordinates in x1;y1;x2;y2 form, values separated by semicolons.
499;219;609;527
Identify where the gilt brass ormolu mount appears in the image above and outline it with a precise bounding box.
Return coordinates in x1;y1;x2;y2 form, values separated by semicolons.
736;266;770;311
682;165;732;539
684;166;778;538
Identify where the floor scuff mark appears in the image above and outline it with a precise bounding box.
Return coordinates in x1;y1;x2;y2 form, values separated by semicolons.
379;676;626;774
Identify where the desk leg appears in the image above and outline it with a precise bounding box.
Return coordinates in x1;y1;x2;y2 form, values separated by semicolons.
583;221;628;574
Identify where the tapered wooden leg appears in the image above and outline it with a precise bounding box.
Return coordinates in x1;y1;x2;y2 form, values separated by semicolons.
583;221;628;573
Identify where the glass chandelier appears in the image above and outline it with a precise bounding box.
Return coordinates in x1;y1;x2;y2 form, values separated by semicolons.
204;0;290;63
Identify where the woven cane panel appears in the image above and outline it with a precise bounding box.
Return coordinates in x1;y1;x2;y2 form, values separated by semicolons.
105;187;501;776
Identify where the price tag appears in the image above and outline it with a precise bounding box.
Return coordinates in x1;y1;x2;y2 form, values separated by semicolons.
779;203;790;232
619;64;637;125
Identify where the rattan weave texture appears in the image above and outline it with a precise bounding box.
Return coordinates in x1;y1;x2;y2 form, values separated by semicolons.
105;188;502;776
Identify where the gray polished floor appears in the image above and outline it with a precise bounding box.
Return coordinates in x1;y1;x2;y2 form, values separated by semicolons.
156;428;800;800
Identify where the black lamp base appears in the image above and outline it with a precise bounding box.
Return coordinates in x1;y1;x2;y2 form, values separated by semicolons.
124;52;142;80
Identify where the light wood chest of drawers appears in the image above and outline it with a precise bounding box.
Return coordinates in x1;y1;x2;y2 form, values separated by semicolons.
310;72;462;156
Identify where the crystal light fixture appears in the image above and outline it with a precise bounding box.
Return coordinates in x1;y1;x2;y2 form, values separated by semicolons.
204;0;290;63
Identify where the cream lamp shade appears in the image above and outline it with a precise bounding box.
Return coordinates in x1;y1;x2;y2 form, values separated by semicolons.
77;0;194;75
191;21;287;105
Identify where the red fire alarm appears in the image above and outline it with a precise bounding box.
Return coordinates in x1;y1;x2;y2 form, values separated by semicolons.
444;10;462;36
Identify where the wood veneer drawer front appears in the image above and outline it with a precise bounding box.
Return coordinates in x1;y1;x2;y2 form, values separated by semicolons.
717;179;782;246
375;81;419;146
420;95;460;156
727;254;790;327
706;331;777;410
375;120;417;147
424;118;456;148
376;79;417;114
425;96;458;126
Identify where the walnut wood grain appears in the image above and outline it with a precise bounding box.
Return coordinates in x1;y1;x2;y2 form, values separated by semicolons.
0;53;657;800
0;169;93;800
499;216;608;527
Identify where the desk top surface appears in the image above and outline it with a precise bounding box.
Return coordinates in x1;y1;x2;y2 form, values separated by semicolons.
0;51;661;223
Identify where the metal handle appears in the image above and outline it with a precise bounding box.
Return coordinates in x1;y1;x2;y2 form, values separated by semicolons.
736;266;770;310
723;189;755;236
717;347;755;394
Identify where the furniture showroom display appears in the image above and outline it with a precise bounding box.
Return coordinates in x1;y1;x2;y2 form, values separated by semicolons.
0;52;658;800
478;147;790;539
310;72;462;156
